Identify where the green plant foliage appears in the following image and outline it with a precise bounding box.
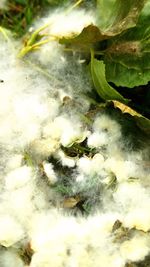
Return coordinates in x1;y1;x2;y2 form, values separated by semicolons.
0;0;47;36
0;0;71;37
96;0;146;35
18;23;51;57
104;1;150;87
134;116;150;134
91;51;128;103
105;59;150;88
59;25;108;51
60;0;147;49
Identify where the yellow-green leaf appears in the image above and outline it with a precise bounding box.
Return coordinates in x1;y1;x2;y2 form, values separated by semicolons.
112;100;150;133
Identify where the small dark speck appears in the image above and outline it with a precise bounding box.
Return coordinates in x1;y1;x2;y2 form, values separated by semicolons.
0;80;4;83
66;248;71;256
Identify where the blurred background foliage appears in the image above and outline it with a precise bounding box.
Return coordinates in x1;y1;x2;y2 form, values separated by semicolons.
0;0;95;36
0;0;67;36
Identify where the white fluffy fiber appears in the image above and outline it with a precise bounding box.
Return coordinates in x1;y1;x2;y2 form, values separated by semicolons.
0;215;24;247
0;250;24;267
42;161;58;184
0;5;150;267
120;233;150;262
34;9;95;38
29;211;124;267
87;114;122;148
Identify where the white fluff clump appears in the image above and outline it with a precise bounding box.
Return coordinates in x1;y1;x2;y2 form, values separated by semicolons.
36;9;95;38
125;208;150;232
30;138;60;159
0;215;24;247
0;4;150;267
93;115;121;140
56;149;76;167
7;154;23;171
120;233;150;262
42;161;58;184
87;115;122;152
114;181;150;231
44;115;88;147
0;64;58;147
77;153;104;176
29;211;126;267
5;166;33;190
104;158;138;182
0;250;25;267
87;132;108;148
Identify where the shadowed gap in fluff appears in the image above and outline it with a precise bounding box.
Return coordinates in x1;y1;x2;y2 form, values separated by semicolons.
0;4;150;267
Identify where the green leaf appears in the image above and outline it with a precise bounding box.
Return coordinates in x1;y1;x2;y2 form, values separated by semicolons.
91;51;128;103
25;7;33;24
59;0;147;52
138;0;150;24
105;58;150;88
96;0;147;36
104;16;150;87
59;25;108;51
136;116;150;134
112;101;150;134
14;0;26;5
